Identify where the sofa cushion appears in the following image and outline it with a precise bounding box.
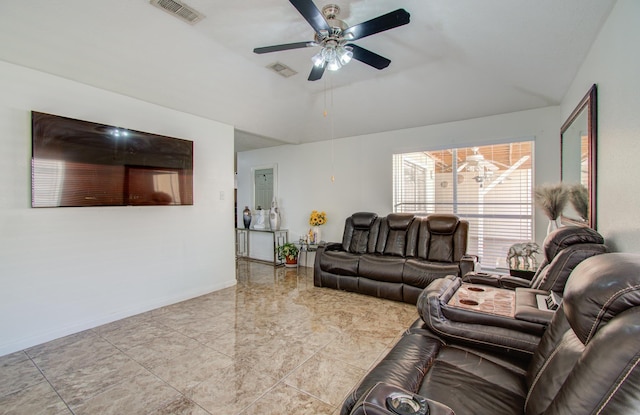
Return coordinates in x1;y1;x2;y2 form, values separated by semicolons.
426;215;460;262
426;214;460;234
387;213;415;229
358;278;404;302
341;212;379;254
380;213;416;256
340;332;444;414
533;244;608;293
352;212;378;228
417;346;527;415
403;259;460;288
543;226;604;261
341;332;527;415
319;251;360;276
358;254;404;283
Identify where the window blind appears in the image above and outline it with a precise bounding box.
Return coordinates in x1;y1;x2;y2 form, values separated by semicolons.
393;142;534;271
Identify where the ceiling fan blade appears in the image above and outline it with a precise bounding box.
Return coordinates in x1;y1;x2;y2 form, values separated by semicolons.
253;41;316;54
308;62;326;81
343;9;410;40
289;0;330;34
347;44;391;70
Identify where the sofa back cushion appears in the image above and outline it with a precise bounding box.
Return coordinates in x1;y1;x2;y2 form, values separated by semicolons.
375;213;417;257
341;212;379;254
529;226;607;291
416;214;468;263
531;244;608;292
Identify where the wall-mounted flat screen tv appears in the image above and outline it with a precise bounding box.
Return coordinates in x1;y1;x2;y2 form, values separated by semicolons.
31;111;193;207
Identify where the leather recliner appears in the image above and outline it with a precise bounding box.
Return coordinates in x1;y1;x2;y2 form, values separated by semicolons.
342;253;640;415
463;226;608;293
414;226;608;356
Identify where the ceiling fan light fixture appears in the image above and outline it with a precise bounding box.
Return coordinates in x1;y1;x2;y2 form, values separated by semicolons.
311;51;325;67
326;56;342;71
311;44;351;71
337;45;353;65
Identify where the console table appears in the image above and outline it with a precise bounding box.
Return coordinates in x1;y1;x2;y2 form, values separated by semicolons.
236;228;288;266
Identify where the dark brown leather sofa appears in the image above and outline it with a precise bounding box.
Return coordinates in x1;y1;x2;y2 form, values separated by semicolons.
342;253;640;415
314;212;477;304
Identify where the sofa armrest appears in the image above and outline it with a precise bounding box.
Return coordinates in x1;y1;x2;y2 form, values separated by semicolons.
323;242;344;252
514;288;555;325
462;272;502;287
462;272;530;290
347;382;454;415
498;276;532;289
459;255;478;276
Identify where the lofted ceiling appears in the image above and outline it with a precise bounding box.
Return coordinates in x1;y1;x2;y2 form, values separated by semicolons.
0;1;615;152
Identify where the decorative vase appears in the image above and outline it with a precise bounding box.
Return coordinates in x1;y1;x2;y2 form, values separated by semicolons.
547;217;561;235
253;208;266;229
312;225;321;244
269;197;281;230
242;206;251;229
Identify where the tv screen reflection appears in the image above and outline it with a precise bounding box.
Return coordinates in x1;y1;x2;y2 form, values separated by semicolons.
31;112;193;207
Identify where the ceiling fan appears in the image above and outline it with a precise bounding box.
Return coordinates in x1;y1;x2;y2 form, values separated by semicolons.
253;0;410;81
457;147;505;185
457;147;501;174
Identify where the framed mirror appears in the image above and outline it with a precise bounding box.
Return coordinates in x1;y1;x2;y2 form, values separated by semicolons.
561;84;597;228
251;164;277;211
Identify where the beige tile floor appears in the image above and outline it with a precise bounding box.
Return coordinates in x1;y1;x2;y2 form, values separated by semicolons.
0;260;417;415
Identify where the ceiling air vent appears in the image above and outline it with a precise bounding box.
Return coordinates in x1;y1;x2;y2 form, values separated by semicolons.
267;62;298;78
150;0;205;25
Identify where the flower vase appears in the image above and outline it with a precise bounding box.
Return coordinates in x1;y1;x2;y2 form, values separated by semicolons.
242;206;251;229
269;197;281;230
547;217;561;235
313;226;321;244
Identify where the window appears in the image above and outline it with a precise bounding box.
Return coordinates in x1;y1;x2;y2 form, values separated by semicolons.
393;141;534;271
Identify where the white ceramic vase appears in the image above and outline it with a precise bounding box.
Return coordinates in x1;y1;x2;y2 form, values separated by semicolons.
269;197;281;230
547;217;561;235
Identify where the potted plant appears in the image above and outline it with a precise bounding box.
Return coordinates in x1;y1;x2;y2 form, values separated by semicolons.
276;242;299;267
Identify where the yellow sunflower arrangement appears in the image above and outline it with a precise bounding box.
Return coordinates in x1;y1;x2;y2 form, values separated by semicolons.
309;210;327;226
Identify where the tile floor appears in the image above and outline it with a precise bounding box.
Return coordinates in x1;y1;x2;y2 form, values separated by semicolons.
0;260;417;415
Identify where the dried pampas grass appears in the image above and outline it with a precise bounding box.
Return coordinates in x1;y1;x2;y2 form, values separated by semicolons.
568;184;589;221
534;183;569;220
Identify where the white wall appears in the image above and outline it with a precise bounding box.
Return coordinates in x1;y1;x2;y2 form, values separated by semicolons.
0;61;236;356
237;106;560;253
560;0;640;252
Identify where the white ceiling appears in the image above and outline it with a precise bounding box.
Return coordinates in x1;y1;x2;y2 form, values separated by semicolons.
0;1;615;151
